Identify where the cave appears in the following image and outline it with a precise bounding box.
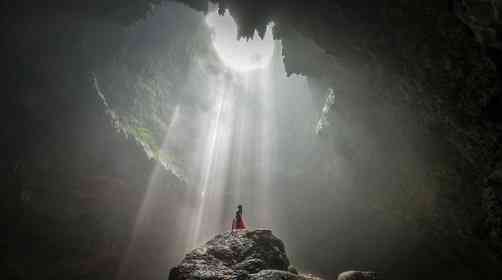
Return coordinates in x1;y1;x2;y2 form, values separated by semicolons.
3;1;502;280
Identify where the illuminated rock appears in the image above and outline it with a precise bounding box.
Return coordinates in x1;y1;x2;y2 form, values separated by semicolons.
168;229;323;280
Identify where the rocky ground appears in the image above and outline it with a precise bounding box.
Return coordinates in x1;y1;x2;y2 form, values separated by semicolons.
169;229;376;280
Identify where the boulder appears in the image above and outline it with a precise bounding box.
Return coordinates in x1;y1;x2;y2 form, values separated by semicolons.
168;229;321;280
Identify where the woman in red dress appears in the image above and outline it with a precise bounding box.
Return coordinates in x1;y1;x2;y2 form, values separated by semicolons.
232;205;246;230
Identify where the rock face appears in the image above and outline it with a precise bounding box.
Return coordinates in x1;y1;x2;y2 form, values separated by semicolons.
168;229;322;280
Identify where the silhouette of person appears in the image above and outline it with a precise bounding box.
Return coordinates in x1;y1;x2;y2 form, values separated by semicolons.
232;205;246;230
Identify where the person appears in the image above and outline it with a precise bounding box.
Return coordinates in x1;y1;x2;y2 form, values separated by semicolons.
231;205;246;230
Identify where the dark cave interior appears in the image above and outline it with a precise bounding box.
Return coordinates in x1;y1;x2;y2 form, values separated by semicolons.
3;1;502;280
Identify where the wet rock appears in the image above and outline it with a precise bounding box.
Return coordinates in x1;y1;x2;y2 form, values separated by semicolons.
168;229;322;280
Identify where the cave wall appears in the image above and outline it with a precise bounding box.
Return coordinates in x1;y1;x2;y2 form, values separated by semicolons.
3;0;502;279
2;2;191;279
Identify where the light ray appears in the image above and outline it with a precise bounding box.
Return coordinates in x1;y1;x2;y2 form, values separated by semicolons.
116;105;181;279
189;74;229;246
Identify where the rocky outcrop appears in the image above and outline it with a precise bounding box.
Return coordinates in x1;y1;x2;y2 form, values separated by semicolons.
168;229;323;280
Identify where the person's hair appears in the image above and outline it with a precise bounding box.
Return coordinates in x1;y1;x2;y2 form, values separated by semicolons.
238;205;242;209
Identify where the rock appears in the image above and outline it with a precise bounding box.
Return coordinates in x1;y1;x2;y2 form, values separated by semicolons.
168;229;322;280
234;258;266;274
488;162;502;184
249;270;322;280
288;265;299;274
337;271;378;280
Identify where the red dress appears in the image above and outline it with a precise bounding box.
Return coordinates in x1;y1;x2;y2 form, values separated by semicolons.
232;211;246;230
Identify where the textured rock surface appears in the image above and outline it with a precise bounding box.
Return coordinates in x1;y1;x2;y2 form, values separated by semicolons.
337;271;377;280
169;229;321;280
249;270;322;280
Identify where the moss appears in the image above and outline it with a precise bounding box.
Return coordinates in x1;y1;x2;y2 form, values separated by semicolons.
127;125;160;156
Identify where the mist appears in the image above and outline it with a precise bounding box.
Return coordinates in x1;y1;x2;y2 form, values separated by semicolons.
4;1;501;280
87;2;454;278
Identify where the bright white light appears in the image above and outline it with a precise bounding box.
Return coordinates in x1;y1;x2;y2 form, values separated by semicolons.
206;10;275;72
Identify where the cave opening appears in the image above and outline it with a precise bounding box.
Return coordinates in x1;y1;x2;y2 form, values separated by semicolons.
205;8;275;72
